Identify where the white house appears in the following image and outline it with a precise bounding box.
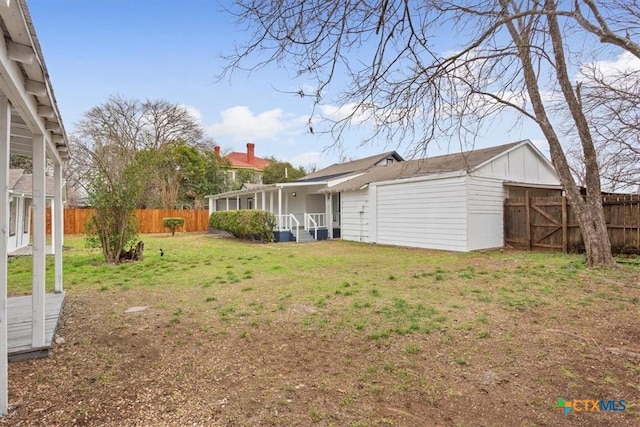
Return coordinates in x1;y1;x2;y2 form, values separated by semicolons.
208;151;404;242
8;169;58;254
0;0;69;415
207;140;562;249
323;140;561;251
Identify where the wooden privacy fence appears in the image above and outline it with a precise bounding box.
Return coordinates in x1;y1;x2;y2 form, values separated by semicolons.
504;194;640;253
46;209;211;235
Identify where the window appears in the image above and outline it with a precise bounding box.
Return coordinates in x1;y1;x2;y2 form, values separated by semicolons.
23;199;31;233
9;198;17;237
386;158;394;165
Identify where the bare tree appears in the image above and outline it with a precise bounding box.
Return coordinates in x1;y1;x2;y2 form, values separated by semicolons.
570;53;640;192
73;96;214;262
222;0;640;267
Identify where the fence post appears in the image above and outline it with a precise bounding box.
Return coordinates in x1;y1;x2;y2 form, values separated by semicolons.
525;191;531;251
561;196;568;253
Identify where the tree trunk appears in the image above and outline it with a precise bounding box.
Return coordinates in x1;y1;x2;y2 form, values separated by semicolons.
501;0;615;267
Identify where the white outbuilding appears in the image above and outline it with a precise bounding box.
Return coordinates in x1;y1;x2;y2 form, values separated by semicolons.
323;140;562;251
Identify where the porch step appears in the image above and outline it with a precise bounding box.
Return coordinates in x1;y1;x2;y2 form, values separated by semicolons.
296;229;316;243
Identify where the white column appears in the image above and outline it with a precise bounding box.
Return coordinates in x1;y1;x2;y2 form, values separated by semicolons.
226;198;229;211
261;191;266;211
15;196;24;247
254;192;258;209
0;95;11;415
269;192;274;213
208;197;214;216
277;187;282;228
326;193;333;239
277;188;282;216
236;195;240;210
32;134;46;347
54;162;63;293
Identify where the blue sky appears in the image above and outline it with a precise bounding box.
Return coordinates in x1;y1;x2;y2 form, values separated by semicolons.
27;0;558;168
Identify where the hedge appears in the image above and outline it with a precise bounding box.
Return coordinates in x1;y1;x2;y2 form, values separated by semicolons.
209;210;276;242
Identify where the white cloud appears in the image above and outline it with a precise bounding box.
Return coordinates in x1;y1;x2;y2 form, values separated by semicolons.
582;51;640;77
208;106;307;142
318;103;373;125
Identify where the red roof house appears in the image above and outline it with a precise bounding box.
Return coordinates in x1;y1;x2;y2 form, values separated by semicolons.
216;143;271;184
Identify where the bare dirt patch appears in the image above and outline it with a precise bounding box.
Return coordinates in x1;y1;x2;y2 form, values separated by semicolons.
3;236;639;426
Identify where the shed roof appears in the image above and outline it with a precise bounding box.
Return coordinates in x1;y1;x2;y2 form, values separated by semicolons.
322;141;525;192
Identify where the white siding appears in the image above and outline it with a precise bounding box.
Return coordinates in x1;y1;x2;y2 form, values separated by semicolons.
477;143;559;184
375;176;468;251
466;176;506;250
341;189;370;242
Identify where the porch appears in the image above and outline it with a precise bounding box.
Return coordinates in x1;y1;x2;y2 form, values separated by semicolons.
7;293;65;362
207;183;341;242
273;212;340;242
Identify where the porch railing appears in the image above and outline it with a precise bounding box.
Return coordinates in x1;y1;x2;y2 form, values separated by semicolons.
304;212;327;229
275;214;300;242
304;213;318;240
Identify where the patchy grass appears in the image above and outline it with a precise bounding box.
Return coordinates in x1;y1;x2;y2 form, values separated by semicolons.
5;233;640;426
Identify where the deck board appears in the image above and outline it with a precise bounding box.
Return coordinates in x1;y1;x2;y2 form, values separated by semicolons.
7;293;65;361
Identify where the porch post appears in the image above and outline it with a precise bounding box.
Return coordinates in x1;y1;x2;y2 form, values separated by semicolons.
54;162;63;293
269;191;274;213
15;195;24;247
0;95;11;415
254;192;258;209
278;187;282;224
226;198;229;211
236;195;240;210
32;134;46;347
208;197;214;216
261;191;266;211
326;193;333;239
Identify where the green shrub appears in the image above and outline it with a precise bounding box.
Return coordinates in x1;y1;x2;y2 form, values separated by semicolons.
209;210;276;242
162;217;185;236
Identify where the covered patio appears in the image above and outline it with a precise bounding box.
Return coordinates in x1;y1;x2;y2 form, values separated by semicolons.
0;0;69;415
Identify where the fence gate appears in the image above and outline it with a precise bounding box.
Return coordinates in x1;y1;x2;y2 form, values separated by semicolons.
504;194;567;252
505;193;640;253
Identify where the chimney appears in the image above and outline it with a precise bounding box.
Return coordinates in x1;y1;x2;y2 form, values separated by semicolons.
214;145;220;157
246;143;255;165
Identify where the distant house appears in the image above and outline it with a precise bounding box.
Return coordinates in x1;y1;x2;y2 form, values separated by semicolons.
216;142;271;185
8;169;58;254
207;140;563;250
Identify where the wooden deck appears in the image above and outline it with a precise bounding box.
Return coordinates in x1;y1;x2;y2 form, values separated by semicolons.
7;293;65;362
8;245;54;256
